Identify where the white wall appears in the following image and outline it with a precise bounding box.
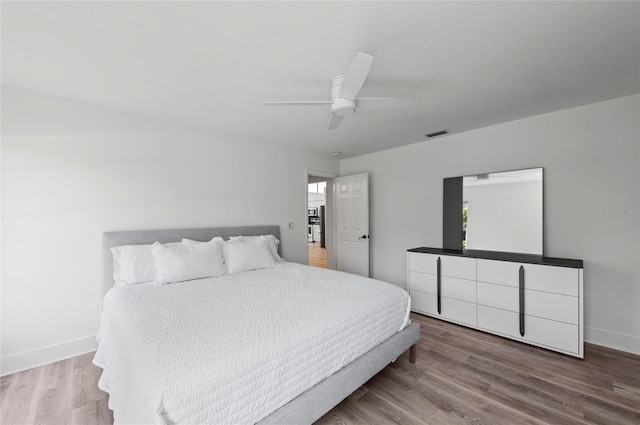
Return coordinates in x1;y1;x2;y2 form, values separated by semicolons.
0;85;339;375
465;180;543;254
340;94;640;354
308;192;325;210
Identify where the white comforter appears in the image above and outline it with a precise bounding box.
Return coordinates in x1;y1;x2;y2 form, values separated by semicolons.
94;262;410;424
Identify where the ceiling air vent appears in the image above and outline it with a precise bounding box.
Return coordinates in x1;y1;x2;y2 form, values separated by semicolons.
426;130;449;138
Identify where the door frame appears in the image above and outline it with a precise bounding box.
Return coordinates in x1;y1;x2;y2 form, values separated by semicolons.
305;169;336;269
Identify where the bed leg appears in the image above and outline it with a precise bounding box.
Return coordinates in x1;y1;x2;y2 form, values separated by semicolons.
409;344;416;364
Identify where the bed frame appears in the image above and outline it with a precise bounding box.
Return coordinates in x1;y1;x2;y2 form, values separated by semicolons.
103;225;420;424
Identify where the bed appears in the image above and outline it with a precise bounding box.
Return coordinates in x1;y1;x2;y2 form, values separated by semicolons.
95;225;420;424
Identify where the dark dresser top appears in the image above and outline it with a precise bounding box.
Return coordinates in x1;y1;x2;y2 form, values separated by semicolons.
407;247;583;269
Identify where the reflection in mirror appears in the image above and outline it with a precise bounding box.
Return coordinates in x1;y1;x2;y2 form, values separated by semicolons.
462;168;543;255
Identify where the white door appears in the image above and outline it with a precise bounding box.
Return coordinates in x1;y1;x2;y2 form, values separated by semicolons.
335;173;369;276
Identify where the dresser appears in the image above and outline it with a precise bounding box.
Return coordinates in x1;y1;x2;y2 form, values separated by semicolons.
407;248;584;358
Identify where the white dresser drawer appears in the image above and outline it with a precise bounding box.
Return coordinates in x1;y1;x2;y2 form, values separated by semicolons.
477;281;518;311
477;259;579;296
477;305;579;354
441;297;477;326
477;282;579;324
477;259;520;287
408;252;438;274
441;276;476;303
409;290;437;315
525;264;579;296
409;290;476;327
440;256;476;281
526;290;578;325
409;253;476;281
524;314;579;354
408;271;437;294
478;305;518;337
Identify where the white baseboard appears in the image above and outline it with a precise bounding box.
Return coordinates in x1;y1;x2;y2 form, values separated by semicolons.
585;326;640;355
1;335;97;377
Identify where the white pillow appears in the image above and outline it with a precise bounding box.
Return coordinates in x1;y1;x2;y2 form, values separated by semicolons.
228;235;283;261
111;244;156;287
111;242;183;287
182;237;219;246
223;238;277;274
151;237;225;284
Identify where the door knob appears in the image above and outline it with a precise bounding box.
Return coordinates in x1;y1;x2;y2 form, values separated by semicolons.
358;234;369;239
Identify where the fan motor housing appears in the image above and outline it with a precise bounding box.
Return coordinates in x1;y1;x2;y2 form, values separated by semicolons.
331;74;356;116
332;98;356;116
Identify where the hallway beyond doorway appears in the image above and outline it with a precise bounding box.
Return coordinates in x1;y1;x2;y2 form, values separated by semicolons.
308;242;326;268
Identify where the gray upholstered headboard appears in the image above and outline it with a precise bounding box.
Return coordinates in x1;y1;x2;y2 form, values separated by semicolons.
103;225;280;292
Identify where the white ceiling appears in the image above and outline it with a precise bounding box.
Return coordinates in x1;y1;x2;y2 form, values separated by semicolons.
2;1;639;159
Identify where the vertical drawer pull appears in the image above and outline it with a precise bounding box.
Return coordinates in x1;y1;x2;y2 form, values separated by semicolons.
519;265;525;336
437;257;441;314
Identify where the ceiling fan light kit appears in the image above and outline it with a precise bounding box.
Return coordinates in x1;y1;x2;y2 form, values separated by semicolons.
264;52;421;130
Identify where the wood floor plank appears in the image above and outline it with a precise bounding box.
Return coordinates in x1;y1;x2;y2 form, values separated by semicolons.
338;388;428;425
73;352;97;409
32;357;73;425
33;387;69;425
418;366;549;425
71;398;113;425
0;373;14;411
365;365;441;422
2;314;639;425
1;365;42;425
308;242;327;268
452;357;590;424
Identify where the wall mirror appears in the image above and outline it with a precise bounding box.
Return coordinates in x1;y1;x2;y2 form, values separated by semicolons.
443;167;543;255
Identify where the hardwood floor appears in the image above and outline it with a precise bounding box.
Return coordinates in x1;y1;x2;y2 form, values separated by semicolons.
318;314;640;425
2;313;639;424
0;351;112;425
308;241;327;268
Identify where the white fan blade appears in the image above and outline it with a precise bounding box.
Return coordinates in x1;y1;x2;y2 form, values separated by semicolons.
264;101;331;106
328;114;344;130
339;52;374;100
356;97;422;110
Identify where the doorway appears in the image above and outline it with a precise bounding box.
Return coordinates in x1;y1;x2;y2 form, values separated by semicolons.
334;173;370;276
307;173;334;269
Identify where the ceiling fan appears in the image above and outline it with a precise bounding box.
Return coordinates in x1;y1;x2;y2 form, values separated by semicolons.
264;52;421;130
